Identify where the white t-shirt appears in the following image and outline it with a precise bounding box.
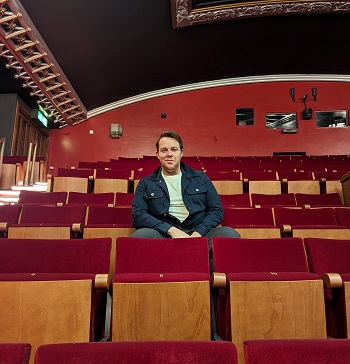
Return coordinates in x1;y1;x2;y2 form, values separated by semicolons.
162;171;189;223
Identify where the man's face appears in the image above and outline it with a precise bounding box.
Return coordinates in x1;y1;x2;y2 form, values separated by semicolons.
156;137;183;176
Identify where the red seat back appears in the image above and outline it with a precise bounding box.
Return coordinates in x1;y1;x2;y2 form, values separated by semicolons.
212;237;308;274
34;341;238;364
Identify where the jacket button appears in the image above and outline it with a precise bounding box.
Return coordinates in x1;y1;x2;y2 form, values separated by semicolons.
196;188;199;192
151;193;154;196
163;214;166;217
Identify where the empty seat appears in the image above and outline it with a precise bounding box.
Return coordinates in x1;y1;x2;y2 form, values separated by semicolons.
314;170;345;199
278;171;320;194
67;191;114;206
18;190;67;206
295;192;343;207
201;159;234;172
94;169;131;194
0;343;31;364
205;171;243;195
212;237;326;363
34;341;238;364
0;204;22;237
335;207;350;228
78;161;110;169
0;237;112;363
250;193;297;207
244;339;350;364
83;206;135;275
222;207;280;238
115;192;134;207
305;237;350;338
242;171;281;195
274;207;350;239
219;193;251;207
8;204;86;239
48;168;94;193
0;156;25;189
112;237;211;341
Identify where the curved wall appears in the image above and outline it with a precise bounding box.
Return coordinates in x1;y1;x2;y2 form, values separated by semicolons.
48;80;350;170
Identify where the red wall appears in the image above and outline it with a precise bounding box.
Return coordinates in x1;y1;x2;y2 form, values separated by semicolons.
48;80;350;170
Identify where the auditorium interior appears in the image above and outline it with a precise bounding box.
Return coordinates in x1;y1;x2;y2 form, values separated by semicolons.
1;0;350;363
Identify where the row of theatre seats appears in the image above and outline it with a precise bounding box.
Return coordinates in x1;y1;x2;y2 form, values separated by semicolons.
47;166;347;196
2;190;350;241
3;236;350;363
5;339;350;364
77;154;350;172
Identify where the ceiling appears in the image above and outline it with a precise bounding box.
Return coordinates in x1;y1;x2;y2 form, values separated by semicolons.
1;0;350;128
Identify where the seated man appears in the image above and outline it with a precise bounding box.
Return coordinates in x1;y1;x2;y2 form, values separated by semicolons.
132;131;240;257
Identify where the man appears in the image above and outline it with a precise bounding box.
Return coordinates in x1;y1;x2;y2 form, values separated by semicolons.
132;131;240;249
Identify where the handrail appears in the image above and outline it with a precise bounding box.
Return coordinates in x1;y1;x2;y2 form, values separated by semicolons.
23;140;38;186
0;137;6;179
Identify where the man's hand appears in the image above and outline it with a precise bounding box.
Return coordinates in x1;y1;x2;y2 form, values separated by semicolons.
167;226;190;238
190;231;202;238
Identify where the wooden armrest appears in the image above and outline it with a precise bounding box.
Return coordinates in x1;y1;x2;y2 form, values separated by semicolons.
320;177;326;183
56;202;64;207
211;272;226;289
47;174;53;180
95;274;111;290
302;204;311;209
243;178;248;183
255;205;262;208
0;222;9;232
72;223;83;233
280;224;292;235
282;178;288;183
321;273;343;289
88;175;94;181
107;203;114;208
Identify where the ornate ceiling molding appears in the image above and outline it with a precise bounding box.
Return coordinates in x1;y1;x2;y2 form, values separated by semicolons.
171;0;350;28
0;0;87;127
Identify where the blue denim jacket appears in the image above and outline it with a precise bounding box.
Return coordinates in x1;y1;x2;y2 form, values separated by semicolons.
132;162;224;236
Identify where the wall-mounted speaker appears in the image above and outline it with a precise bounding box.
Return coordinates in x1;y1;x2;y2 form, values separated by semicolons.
110;124;122;139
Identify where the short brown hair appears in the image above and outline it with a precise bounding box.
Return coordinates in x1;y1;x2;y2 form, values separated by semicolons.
156;131;183;151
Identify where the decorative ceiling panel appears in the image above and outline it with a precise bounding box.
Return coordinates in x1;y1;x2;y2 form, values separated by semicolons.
0;0;87;127
171;0;350;28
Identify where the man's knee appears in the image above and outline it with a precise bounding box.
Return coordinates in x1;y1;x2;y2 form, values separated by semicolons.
217;226;241;238
131;228;165;238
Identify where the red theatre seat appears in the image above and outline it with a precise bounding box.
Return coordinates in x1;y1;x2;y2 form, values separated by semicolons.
34;341;238;364
83;206;135;275
219;193;251;207
222;207;280;238
115;192;134;207
0;204;22;237
305;237;350;338
244;339;350;364
211;237;326;364
49;168;94;193
112;237;211;341
0;343;31;364
295;192;343;207
250;193;297;207
18;190;67;206
0;237;112;363
274;206;350;239
8;204;87;239
67;191;115;206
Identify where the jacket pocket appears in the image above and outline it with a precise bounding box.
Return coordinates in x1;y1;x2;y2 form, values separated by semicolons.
187;186;208;195
144;190;164;199
186;186;208;210
144;190;165;214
